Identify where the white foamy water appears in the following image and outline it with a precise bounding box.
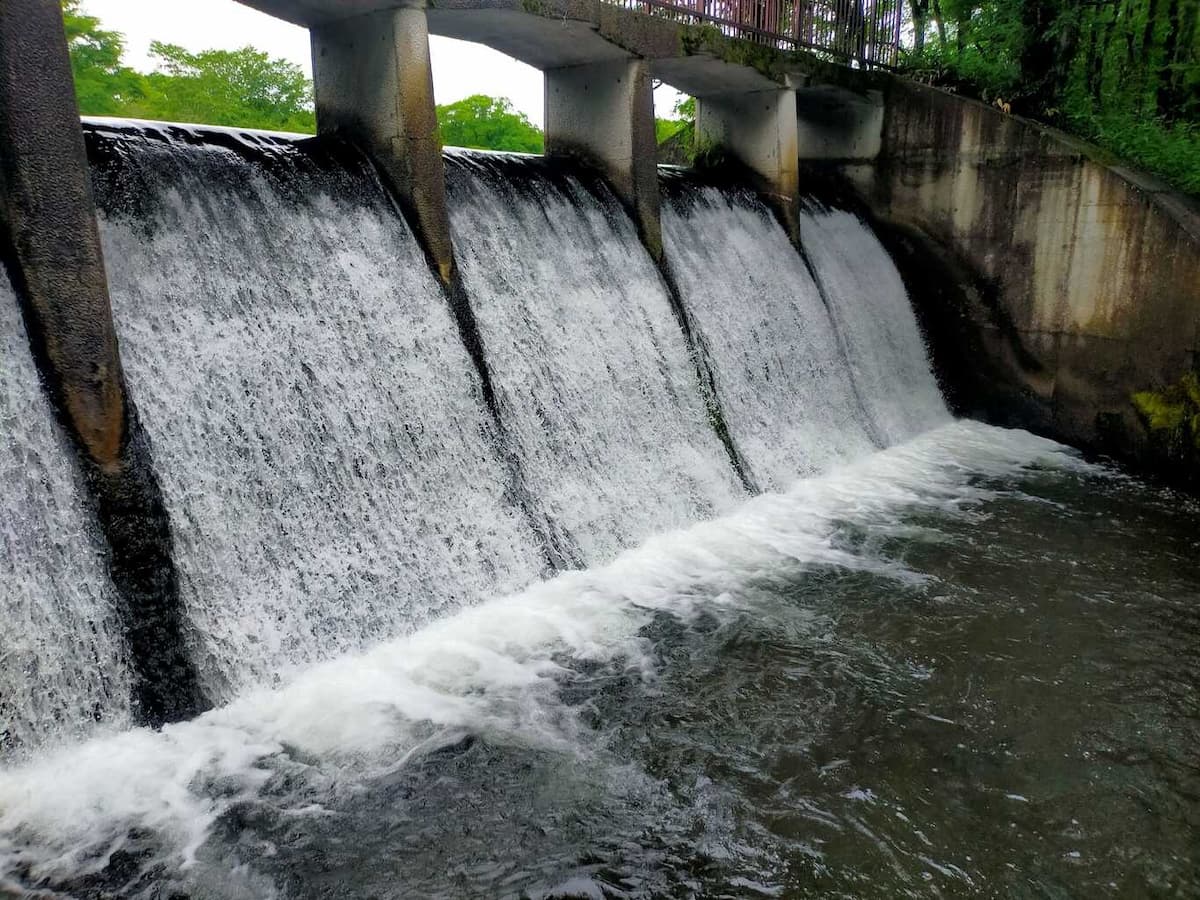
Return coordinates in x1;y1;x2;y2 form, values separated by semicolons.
0;273;132;755
661;185;879;490
446;154;746;564
93;127;547;699
0;421;1080;893
800;207;951;444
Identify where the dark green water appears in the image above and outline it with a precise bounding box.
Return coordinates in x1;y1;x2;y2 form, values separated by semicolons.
3;424;1197;899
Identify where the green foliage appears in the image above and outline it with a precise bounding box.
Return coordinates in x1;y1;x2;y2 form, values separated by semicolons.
436;95;543;153
61;0;144;115
136;43;316;133
898;0;1200;196
63;2;551;151
656;118;688;143
1132;372;1200;454
657;95;696;148
62;0;316;132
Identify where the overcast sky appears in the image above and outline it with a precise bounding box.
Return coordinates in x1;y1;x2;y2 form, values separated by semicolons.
84;0;682;127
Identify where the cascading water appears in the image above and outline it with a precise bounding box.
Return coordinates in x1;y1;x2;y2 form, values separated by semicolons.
660;179;882;489
88;122;548;698
445;153;746;563
0;273;131;755
3;127;1196;899
799;204;950;445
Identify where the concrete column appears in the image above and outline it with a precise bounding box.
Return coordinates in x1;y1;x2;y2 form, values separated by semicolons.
0;0;203;725
545;59;663;260
311;2;455;283
696;87;800;202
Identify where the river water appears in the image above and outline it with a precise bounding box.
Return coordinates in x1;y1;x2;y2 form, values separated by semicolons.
2;421;1196;899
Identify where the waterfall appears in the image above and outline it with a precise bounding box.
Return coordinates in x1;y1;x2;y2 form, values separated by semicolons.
89;123;547;699
799;206;950;445
660;180;880;490
3;122;953;753
445;153;746;564
0;272;131;754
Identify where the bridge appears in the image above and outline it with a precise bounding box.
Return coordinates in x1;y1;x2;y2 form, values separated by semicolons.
219;0;893;276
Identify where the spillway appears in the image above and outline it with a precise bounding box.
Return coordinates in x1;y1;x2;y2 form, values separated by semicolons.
0;275;131;755
3;126;1192;900
445;153;746;563
661;179;881;490
89;123;549;698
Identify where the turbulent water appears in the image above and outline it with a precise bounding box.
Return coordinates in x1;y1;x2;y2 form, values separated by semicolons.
446;154;745;563
1;127;1197;898
89;123;547;698
799;206;949;446
0;274;131;755
3;423;1197;898
660;181;885;490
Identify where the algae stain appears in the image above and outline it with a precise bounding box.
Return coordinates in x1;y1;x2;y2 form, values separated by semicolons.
1131;371;1200;458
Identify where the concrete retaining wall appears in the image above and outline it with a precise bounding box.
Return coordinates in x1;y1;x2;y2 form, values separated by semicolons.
830;78;1200;476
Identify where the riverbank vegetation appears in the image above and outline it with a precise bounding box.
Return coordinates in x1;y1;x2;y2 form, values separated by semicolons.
897;0;1200;194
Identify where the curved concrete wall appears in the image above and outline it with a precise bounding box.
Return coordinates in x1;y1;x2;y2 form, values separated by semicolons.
830;78;1200;476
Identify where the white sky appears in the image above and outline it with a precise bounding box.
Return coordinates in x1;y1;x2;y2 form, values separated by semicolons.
84;0;683;128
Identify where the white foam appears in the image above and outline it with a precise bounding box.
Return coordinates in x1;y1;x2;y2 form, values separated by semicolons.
96;133;547;700
800;208;951;444
447;160;747;563
0;273;132;755
662;187;881;490
0;421;1078;885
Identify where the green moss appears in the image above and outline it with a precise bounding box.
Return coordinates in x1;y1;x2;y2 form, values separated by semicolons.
1132;372;1200;456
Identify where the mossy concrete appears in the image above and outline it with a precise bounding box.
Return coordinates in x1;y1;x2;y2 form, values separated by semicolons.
834;76;1200;482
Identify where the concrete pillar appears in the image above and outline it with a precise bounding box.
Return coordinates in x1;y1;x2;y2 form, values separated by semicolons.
545;59;663;260
0;0;203;725
311;2;455;283
696;87;800;202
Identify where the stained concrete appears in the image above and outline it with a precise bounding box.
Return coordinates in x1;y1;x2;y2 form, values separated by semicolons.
835;77;1200;475
697;88;800;201
795;85;883;161
545;58;662;258
312;3;455;281
0;0;203;724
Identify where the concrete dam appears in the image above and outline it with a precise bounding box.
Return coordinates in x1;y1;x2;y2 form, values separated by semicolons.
1;0;1198;897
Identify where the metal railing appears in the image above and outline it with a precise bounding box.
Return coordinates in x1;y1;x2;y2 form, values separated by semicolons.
613;0;902;68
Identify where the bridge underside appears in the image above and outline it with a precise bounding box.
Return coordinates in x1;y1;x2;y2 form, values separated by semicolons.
236;0;885;284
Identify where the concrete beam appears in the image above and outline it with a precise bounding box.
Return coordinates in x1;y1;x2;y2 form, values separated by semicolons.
545;58;663;260
312;2;455;282
696;87;800;201
0;0;203;725
795;85;884;161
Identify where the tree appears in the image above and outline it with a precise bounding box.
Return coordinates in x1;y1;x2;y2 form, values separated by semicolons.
436;95;544;153
61;0;145;115
897;0;1200;195
136;43;316;133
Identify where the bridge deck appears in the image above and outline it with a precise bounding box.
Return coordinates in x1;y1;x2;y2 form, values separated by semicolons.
240;0;898;73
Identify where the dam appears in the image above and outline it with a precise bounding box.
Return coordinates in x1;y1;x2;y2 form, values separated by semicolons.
0;0;1198;896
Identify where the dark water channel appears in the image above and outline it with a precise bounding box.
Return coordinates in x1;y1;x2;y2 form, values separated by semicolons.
181;449;1199;899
